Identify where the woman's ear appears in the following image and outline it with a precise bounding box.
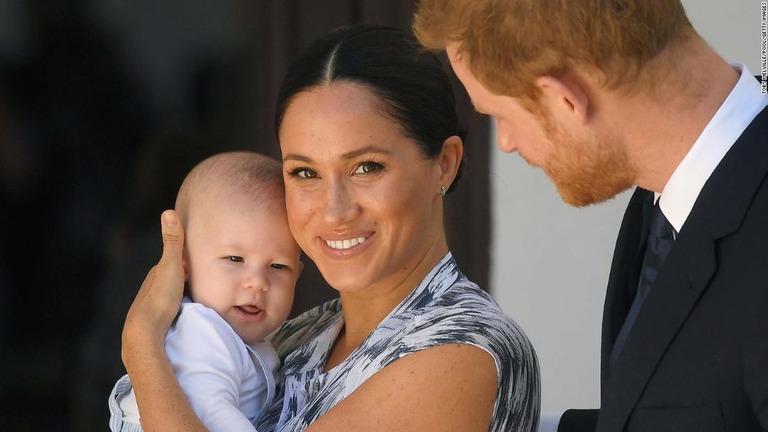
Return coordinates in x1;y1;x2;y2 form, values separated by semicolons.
535;74;590;125
438;135;464;190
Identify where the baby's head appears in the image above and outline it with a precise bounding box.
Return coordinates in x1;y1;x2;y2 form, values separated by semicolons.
175;151;301;345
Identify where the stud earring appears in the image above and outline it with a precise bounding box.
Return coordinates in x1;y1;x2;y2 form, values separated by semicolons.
440;186;447;196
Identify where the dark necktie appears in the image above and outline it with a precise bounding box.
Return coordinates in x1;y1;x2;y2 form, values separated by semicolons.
609;201;676;371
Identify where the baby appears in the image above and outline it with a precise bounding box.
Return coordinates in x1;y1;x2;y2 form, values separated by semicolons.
108;151;302;431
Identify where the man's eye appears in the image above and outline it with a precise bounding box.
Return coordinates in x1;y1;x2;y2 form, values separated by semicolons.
288;168;318;179
228;256;244;263
353;161;383;175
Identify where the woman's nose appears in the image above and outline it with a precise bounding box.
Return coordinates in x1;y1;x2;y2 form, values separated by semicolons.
324;179;359;224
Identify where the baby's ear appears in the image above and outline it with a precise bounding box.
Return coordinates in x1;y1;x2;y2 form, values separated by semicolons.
181;248;192;298
297;261;304;277
181;247;190;282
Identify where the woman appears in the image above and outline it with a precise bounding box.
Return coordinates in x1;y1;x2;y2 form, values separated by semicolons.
121;24;540;431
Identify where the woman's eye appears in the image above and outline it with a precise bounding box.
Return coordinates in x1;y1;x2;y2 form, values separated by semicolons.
288;168;318;179
271;263;289;270
353;161;383;175
227;256;244;263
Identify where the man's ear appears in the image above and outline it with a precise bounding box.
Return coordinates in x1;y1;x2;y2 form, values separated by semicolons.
438;135;464;190
535;74;590;125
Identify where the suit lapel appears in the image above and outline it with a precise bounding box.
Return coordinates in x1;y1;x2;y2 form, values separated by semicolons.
600;188;652;385
597;107;768;431
598;217;716;431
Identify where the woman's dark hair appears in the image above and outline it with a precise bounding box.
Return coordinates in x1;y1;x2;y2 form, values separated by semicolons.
274;23;464;193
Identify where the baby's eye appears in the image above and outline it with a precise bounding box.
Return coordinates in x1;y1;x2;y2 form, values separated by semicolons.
288;168;318;179
353;161;383;175
270;263;289;270
227;256;244;263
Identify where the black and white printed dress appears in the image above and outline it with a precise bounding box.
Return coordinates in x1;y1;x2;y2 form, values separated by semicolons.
257;253;540;432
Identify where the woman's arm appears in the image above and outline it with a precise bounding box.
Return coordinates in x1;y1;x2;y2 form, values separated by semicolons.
121;210;207;431
307;343;497;432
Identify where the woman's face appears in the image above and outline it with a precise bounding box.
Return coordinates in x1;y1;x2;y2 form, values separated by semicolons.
279;83;448;295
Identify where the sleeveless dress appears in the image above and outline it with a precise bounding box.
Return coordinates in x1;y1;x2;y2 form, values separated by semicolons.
257;252;540;432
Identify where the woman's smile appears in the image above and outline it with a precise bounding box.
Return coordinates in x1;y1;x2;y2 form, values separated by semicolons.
324;236;369;250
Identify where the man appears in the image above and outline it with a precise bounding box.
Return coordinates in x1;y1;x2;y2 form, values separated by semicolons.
414;1;768;431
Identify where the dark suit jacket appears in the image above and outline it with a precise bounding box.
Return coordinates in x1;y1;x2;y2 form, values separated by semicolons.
560;107;768;431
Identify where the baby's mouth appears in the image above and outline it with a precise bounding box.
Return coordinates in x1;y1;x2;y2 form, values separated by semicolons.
236;304;262;315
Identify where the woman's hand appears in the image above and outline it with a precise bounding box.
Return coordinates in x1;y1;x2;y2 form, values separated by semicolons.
122;209;186;350
121;210;207;431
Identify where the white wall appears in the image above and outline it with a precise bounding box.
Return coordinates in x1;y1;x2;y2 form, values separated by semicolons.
489;0;761;412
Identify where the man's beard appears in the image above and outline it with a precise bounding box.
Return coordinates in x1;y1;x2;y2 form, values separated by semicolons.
538;116;636;207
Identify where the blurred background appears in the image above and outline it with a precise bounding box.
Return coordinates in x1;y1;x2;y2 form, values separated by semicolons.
0;1;491;430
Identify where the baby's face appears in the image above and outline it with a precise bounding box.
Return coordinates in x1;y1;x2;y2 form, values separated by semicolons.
184;194;301;346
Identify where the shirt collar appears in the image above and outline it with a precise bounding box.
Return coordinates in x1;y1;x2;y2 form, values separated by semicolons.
658;64;768;233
